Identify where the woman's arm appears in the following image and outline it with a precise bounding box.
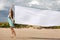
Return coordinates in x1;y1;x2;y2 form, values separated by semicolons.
11;18;15;24
11;18;15;23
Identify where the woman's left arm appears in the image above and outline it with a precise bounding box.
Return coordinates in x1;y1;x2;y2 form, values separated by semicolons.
13;19;15;23
11;18;15;23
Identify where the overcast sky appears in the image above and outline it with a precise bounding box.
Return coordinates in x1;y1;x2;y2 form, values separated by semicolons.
0;0;60;22
0;0;60;11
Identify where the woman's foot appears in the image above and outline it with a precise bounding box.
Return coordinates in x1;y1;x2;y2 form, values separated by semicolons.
11;34;16;38
11;34;14;38
13;33;16;38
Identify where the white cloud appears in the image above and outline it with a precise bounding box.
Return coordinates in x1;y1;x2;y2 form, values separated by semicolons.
0;0;14;10
15;0;22;2
56;0;60;5
0;3;6;10
28;0;40;7
0;0;8;10
0;0;60;11
28;0;39;5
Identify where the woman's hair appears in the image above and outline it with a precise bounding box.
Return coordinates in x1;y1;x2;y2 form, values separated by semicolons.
9;8;14;19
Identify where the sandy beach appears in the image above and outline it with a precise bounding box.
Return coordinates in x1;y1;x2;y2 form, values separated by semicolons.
0;28;60;40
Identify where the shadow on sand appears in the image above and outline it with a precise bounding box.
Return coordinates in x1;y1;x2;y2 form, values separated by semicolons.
16;37;60;40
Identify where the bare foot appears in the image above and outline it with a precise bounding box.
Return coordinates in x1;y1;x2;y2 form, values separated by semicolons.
11;35;14;38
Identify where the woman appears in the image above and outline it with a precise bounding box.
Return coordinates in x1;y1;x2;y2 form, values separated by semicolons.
8;7;16;37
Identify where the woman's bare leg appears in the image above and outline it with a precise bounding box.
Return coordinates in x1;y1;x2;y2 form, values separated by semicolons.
10;27;16;37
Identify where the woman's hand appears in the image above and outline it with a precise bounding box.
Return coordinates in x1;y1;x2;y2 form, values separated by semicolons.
11;18;15;23
12;19;15;23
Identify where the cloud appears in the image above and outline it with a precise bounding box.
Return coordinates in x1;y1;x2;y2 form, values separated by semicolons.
15;0;60;11
28;0;40;7
0;0;14;10
0;0;60;10
0;3;6;10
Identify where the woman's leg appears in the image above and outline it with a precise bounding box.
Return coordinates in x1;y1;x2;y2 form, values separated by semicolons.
10;27;16;37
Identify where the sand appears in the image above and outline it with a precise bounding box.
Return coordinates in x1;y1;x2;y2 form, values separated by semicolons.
0;28;60;40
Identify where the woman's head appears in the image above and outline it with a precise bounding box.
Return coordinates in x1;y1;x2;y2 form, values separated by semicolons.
9;8;14;19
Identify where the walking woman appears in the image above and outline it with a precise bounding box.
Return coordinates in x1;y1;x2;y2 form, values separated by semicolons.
8;7;16;37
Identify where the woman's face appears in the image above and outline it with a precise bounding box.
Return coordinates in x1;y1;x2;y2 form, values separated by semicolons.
9;12;12;16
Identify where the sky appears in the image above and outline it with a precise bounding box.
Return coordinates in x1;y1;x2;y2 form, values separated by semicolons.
0;0;60;22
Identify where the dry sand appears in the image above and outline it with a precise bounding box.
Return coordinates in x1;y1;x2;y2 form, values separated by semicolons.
0;28;60;40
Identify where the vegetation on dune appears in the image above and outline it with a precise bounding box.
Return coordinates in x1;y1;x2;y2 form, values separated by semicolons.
0;22;60;29
0;22;30;28
0;22;9;28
